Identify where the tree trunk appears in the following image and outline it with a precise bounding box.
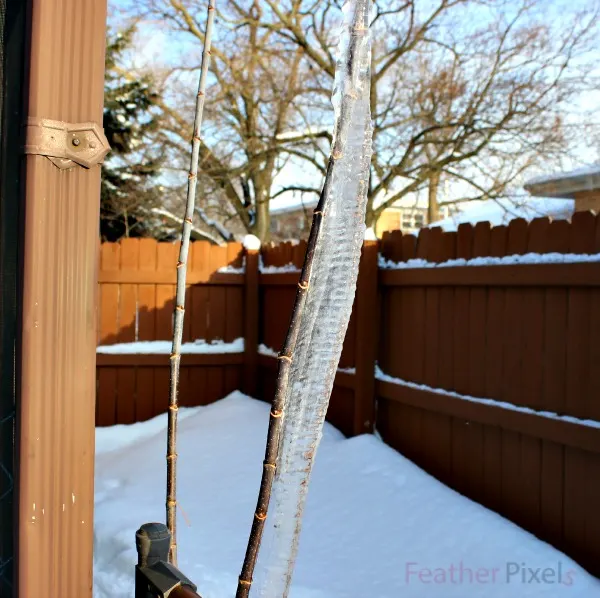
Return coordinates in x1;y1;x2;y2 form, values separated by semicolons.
253;189;271;242
427;170;441;224
365;202;376;229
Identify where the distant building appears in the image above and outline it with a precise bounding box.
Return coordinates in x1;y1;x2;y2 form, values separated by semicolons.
270;198;453;240
375;204;455;237
270;164;600;239
524;164;600;212
375;206;426;236
431;197;574;232
428;167;600;231
270;200;314;241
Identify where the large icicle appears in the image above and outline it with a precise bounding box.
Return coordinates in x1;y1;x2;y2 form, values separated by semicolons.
253;2;373;596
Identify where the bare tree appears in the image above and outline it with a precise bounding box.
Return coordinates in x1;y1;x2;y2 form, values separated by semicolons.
238;0;599;225
115;0;333;242
115;0;598;236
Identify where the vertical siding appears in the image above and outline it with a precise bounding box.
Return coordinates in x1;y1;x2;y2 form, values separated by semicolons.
17;1;107;596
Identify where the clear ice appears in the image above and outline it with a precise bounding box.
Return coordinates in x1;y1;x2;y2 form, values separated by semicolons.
253;1;373;596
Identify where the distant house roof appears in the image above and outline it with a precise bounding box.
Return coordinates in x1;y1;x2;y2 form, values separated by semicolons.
524;164;600;199
430;197;574;232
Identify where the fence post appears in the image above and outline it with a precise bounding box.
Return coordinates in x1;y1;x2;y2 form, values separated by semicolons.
353;240;379;435
244;249;259;397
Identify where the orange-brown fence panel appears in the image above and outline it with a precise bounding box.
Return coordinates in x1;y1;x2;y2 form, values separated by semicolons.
96;239;245;426
378;215;600;577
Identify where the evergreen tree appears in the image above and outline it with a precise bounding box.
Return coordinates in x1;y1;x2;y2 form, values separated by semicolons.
101;28;164;241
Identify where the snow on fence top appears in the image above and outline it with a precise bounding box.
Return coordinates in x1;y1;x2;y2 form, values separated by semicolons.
375;365;600;430
259;255;301;274
379;211;600;265
242;234;261;251
258;343;278;358
378;251;600;270
97;337;244;354
259;343;356;374
218;259;246;274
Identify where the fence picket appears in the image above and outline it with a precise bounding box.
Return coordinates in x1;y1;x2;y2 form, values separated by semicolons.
155;243;177;340
136;239;158;422
97;243;120;426
469;221;491;397
191;241;210;340
423;227;442;386
138;239;158;341
418;226;450;483
386;230;404;262
227;241;244;268
296;240;308;268
244;250;259;396
594;213;600;252
401;233;417;260
178;367;192;408
566;215;593;419
570;211;596;253
99;243;120;343
208;244;228;340
500;219;529;524
453;224;485;502
453;224;472;394
118;238;139;342
527;217;551;253
353;241;379;435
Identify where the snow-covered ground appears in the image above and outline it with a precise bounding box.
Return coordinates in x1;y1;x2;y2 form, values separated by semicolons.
94;392;600;598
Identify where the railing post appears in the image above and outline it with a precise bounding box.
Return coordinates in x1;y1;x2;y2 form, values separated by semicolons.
135;522;201;598
243;249;259;397
353;240;379;435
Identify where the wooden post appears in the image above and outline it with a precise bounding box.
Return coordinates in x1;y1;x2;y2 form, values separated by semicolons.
15;1;107;597
243;249;259;396
353;240;379;435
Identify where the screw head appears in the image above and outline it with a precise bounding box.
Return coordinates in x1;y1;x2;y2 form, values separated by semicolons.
71;137;81;147
89;141;97;149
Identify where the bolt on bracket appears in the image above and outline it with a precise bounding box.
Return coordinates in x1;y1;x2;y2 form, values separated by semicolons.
23;117;111;170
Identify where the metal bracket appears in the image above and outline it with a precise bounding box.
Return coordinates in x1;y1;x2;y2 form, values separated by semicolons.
23;117;111;170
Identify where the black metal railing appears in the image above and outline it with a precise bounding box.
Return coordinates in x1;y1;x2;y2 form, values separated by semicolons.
135;523;202;598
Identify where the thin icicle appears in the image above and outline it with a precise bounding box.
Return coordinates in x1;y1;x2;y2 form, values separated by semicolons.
253;2;373;596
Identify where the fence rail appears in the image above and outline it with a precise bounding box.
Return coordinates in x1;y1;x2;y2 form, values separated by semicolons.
380;262;600;286
96;214;600;577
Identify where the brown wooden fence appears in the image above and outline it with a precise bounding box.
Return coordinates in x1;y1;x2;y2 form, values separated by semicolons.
375;213;600;579
96;212;600;577
96;238;248;425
